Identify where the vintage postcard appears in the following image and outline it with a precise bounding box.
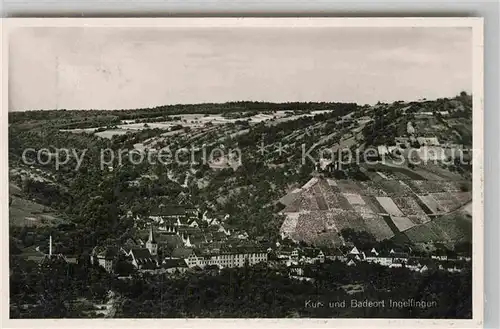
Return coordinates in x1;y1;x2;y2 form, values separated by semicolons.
1;18;483;328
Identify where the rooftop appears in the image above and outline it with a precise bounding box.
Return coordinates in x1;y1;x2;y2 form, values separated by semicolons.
130;248;154;262
171;247;195;259
162;258;188;269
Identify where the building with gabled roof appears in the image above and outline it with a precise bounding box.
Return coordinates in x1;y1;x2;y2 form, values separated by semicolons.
169;244;268;269
389;248;409;261
325;248;345;262
370;251;393;266
362;248;380;262
128;248;157;270
349;246;361;256
299;248;325;264
161;258;188;274
346;252;363;262
154;218;178;233
171;247;196;259
346;259;357;266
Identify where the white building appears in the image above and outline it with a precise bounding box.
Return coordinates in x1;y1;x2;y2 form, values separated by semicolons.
173;247;268;269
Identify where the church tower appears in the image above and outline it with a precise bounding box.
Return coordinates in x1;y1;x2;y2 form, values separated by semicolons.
146;225;158;257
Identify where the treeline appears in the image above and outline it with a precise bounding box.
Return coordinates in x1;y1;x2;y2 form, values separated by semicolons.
362;107;401;146
9;101;358;126
9;111;121;130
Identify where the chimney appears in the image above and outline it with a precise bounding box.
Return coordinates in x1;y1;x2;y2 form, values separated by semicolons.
49;235;53;257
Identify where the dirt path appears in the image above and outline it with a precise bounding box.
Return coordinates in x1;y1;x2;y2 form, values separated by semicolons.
93;291;122;318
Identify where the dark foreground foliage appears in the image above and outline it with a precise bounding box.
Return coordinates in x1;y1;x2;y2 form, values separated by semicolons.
10;258;472;319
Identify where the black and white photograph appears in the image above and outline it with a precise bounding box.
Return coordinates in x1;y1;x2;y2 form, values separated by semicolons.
2;18;483;327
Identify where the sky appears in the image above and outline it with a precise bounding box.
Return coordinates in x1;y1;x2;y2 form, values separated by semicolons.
9;26;472;111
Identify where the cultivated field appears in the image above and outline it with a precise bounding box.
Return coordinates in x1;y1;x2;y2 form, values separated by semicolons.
279;165;472;248
404;212;472;245
61;110;333;140
9;195;63;227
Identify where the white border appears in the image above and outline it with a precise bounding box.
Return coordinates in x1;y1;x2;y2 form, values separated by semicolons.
0;17;484;329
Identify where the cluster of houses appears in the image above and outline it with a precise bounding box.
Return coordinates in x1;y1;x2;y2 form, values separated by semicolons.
31;203;470;279
315;134;468;174
275;245;471;280
378;136;470;163
34;229;470;280
89;205;269;274
90;226;269;275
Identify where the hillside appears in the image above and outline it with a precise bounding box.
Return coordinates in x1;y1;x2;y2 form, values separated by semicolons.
9;183;66;228
8;94;472;249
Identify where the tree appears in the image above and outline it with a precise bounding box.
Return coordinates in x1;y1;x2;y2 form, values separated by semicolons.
340;229;377;249
114;254;136;276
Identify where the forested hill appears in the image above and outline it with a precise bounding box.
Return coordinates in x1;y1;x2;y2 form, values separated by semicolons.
9;101;358;128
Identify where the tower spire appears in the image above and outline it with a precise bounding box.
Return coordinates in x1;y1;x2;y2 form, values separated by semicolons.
146;224;158;257
148;224;156;244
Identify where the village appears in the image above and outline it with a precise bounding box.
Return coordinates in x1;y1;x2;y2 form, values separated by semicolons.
33;199;471;281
